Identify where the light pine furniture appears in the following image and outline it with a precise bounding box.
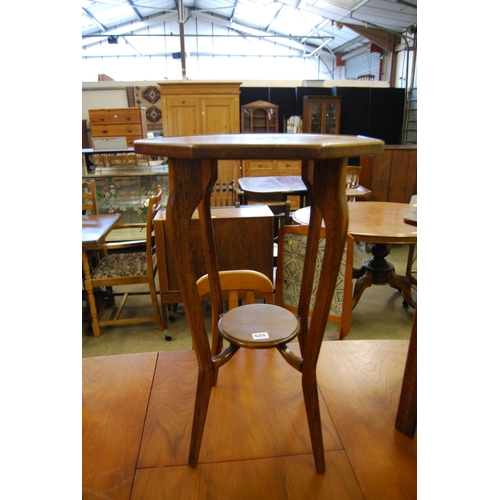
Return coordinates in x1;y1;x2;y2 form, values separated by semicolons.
135;133;384;474
88;107;148;148
302;96;342;134
82;340;416;499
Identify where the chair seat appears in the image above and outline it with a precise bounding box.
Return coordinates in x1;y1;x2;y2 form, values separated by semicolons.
219;303;300;348
346;186;371;198
93;252;148;279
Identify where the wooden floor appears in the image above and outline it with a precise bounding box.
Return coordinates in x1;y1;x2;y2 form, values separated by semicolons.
82;340;416;499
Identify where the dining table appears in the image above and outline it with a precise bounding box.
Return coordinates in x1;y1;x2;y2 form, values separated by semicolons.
237;175;309;208
82;213;122;336
293;202;417;310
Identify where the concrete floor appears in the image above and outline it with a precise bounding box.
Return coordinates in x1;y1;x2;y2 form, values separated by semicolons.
82;243;416;358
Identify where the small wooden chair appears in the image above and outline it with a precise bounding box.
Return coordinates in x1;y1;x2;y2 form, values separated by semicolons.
211;160;242;207
346;165;372;201
85;186;165;337
82;180;98;214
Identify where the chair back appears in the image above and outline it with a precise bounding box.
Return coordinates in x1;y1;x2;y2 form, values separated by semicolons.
211;160;241;206
275;224;353;339
197;269;275;349
346;165;361;189
82;180;98;214
145;185;163;273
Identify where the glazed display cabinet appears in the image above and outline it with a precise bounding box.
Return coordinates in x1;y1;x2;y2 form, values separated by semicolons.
302;96;341;134
241;100;279;133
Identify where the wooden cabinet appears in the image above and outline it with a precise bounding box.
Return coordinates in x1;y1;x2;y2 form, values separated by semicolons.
88;108;147;148
302;96;341;134
241;100;279;133
154;205;274;305
159;81;241;136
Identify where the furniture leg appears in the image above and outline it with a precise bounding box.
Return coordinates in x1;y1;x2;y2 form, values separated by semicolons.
188;369;214;467
351;270;373;310
302;372;325;474
82;251;101;337
387;271;416;309
396;308;417;437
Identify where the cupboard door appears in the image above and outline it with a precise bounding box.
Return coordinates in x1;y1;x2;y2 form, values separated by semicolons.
163;97;201;136
201;97;240;134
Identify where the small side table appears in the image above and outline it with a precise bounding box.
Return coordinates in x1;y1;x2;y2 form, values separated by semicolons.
135;133;384;472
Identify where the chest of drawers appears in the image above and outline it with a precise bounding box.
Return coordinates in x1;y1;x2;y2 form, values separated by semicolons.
88;108;148;148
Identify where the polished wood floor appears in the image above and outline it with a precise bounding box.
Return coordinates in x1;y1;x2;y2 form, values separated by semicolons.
82;340;416;499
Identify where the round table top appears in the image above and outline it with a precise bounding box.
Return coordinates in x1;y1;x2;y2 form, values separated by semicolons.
292;202;417;244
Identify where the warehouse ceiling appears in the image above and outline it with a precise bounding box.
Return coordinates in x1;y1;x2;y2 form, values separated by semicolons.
82;0;417;59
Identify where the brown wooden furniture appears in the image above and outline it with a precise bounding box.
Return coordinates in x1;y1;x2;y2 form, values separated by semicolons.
396;308;417;438
88;108;147;148
135;133;384;474
360;145;417;203
82;213;122;335
83;187;164;337
237;175;309;208
82;340;416;499
293;202;417;310
241;100;279;133
302;96;341;134
275;225;354;339
197;269;294;368
346;165;372;201
240;159;303;208
154;205;274;323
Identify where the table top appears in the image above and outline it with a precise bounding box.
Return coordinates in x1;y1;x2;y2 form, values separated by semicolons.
154;204;274;222
82;340;415;500
238;175;307;195
134;134;384;160
293;202;417;244
82;214;121;248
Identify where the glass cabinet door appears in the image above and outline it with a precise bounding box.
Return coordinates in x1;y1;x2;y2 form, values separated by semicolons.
310;103;323;133
324;103;338;134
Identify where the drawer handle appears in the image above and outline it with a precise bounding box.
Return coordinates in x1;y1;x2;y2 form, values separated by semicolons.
99;117;104;121
101;129;108;133
126;128;131;132
125;116;130;120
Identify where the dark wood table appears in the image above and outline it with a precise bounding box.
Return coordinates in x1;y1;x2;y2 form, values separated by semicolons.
82;340;416;500
293;202;417;309
238;175;309;207
82;214;122;336
135;133;384;472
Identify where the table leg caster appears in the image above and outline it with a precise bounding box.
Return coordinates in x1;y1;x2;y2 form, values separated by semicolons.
165;333;172;341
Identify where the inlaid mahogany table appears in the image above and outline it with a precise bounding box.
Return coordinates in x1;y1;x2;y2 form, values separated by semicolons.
135;133;384;473
292;202;417;309
82;214;122;336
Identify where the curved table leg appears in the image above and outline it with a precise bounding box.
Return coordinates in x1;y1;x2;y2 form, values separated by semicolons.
351;243;416;310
